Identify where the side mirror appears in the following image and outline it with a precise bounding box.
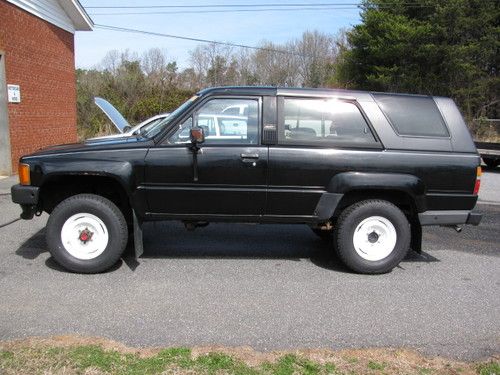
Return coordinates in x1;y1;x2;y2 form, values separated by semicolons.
190;126;205;145
122;125;132;133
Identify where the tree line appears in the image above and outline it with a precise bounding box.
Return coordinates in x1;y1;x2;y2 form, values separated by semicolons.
77;0;498;140
76;30;342;138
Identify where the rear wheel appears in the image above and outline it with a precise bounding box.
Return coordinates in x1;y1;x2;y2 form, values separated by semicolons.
46;194;128;273
483;157;499;169
334;199;410;274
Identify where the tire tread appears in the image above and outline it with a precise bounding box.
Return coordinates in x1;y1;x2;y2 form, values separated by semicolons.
334;199;410;274
46;194;128;273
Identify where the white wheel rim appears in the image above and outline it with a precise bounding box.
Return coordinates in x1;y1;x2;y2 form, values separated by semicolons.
352;216;397;261
60;213;109;260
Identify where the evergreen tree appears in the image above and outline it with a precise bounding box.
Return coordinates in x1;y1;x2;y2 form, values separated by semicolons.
335;0;499;122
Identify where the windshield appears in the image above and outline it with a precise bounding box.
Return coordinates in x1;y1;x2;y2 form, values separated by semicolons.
141;96;199;138
134;117;164;135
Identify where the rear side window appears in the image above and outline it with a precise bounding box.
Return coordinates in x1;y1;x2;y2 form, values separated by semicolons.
280;98;377;146
373;94;449;137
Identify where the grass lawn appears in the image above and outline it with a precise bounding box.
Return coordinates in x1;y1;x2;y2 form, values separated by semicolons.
0;336;498;375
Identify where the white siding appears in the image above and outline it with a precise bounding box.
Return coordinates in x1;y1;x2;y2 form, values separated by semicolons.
5;0;81;33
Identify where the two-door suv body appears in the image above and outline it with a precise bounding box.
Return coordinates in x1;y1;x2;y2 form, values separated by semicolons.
11;87;482;274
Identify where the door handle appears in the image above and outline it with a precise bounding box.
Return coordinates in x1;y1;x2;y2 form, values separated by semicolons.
240;153;259;159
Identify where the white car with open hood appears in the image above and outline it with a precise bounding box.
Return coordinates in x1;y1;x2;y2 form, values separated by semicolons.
89;97;169;141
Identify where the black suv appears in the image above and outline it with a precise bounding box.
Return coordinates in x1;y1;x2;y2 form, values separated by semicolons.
11;87;482;274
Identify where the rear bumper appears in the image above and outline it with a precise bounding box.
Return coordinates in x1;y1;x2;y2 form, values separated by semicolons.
476;148;500;159
11;184;40;219
418;210;482;226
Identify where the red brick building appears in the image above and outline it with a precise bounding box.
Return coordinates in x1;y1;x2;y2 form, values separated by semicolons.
0;0;92;175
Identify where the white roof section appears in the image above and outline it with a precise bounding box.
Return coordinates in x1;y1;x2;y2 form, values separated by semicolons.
6;0;93;33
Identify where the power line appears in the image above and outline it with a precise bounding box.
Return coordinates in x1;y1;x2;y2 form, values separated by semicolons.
90;6;361;16
84;2;435;9
89;4;437;17
94;24;308;57
86;3;363;8
87;2;436;16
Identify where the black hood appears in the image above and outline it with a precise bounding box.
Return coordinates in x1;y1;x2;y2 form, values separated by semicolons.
25;136;153;158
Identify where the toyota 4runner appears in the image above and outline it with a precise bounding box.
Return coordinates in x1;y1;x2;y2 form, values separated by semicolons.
11;87;482;274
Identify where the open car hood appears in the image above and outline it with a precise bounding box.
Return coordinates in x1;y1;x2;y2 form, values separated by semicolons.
94;97;130;133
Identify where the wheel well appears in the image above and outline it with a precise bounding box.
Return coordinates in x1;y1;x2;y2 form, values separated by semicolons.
39;175;132;224
333;189;417;221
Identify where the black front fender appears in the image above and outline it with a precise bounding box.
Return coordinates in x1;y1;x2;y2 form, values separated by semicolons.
38;159;133;191
32;159;144;215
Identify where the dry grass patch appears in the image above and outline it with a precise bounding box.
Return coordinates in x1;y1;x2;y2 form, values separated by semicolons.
0;336;498;375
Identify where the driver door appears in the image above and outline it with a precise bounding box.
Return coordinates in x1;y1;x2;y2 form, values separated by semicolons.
144;97;267;219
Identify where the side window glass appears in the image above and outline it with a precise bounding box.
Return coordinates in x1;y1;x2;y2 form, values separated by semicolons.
373;94;449;137
168;117;193;144
168;98;259;145
199;99;258;144
281;98;376;145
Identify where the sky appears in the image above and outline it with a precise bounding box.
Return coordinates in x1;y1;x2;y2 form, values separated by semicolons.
75;0;362;70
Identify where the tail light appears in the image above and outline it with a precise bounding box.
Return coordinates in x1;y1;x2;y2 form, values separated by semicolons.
473;166;481;195
18;163;31;185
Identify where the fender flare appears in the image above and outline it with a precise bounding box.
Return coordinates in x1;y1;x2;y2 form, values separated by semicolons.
38;160;135;194
35;159;149;220
314;172;425;221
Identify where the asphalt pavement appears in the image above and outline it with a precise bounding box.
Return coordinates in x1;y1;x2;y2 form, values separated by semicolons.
0;171;498;360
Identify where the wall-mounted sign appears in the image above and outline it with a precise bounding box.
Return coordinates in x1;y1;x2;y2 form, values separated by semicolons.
7;84;20;103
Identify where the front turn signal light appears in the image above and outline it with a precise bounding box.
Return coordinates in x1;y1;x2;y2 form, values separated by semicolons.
19;163;31;185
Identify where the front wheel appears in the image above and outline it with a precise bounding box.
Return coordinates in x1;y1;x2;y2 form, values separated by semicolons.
46;194;128;273
334;200;411;274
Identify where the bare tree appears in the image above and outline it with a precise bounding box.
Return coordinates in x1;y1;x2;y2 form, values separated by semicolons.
233;48;259;85
100;50;121;74
250;41;299;86
141;48;167;77
177;67;200;91
141;48;179;88
189;45;209;87
185;31;344;88
293;31;337;87
189;43;236;86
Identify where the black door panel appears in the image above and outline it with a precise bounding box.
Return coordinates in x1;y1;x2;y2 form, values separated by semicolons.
267;147;387;217
144;146;268;215
144;95;268;218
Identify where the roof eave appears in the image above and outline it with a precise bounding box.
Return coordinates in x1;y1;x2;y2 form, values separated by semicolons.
58;0;93;31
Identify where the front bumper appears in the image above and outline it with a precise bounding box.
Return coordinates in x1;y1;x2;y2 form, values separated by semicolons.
11;184;40;219
418;210;482;226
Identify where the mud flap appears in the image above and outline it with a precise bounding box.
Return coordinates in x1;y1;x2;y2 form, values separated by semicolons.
410;219;422;253
133;210;144;258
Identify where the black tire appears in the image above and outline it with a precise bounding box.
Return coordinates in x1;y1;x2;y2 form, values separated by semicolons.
310;227;333;241
483;157;499;169
46;194;128;273
334;199;411;274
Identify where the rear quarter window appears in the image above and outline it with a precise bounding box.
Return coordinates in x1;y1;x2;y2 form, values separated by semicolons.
279;97;378;146
373;94;449;137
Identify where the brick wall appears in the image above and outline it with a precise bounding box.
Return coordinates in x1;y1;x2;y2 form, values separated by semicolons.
0;0;77;172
